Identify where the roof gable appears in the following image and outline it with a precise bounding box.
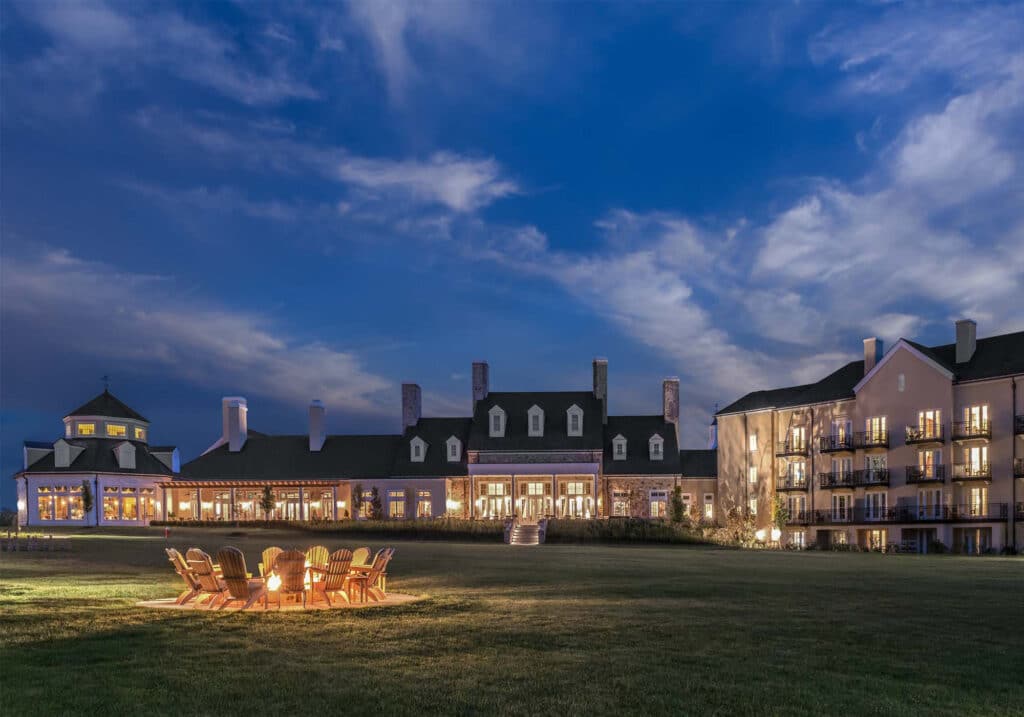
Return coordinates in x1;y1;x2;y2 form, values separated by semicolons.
853;340;953;393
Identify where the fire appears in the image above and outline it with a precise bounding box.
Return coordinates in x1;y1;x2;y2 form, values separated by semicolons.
267;574;281;591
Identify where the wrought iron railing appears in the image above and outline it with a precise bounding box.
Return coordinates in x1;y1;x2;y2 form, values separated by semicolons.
776;473;809;490
853;468;890;486
952;462;991;480
775;440;809;457
819;434;854;452
905;425;944;444
1016;459;1024;479
818;471;856;489
905;464;946;483
855;430;889;449
1015;415;1024;435
807;503;1008;525
951;420;991;440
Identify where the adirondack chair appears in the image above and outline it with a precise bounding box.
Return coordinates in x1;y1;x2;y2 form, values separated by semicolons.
363;547;395;602
186;548;227;608
270;549;308;609
165;548;200;605
259;546;283;578
216;547;267;610
351;546;371;568
310;549;353;607
305;544;330;572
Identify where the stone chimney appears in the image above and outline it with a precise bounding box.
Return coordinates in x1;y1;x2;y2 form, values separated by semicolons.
663;377;680;441
593;358;608;424
402;383;422;430
472;361;489;406
956;319;977;364
309;400;326;452
222;397;248;452
863;337;883;375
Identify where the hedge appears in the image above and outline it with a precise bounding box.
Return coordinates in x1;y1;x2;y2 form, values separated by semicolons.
544;518;713;545
152;518;505;541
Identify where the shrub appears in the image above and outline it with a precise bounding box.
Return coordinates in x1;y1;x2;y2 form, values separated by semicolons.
545;518;710;545
151;518;506;541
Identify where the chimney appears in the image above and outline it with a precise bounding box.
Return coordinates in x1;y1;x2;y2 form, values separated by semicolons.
956;319;977;364
863;337;883;375
402;383;422;430
663;377;680;442
593;358;608;424
222;397;248;452
472;361;489;406
309;400;326;452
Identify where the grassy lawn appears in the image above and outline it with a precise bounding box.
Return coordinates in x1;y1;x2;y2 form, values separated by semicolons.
2;528;1023;715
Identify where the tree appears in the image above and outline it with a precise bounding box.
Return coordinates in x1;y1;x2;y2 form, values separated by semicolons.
259;485;275;521
81;480;94;521
771;495;790;531
352;483;364;518
670;485;686;524
370;487;383;520
404;486;416;519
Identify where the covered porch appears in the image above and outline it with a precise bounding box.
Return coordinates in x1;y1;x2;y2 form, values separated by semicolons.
160;481;351;522
468;464;602;520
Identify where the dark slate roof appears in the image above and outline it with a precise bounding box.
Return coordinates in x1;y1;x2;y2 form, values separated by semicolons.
393;418;473;477
21;439;174;476
680;449;717;478
65;389;148;422
602;416;680;475
24;441;53;449
468;391;604;451
717;329;1024;416
179;434;400;481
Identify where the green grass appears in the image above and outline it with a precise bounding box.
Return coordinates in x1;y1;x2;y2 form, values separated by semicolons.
2;528;1023;716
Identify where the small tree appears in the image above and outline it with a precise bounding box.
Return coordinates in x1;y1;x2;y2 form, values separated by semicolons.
771;495;790;531
81;480;94;521
352;483;364;518
670;485;686;524
259;485;275;522
370;487;383;520
404;486;416;519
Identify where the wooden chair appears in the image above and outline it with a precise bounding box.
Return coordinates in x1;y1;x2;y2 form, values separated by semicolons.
363;547;395;602
185;548;227;608
311;549;353;607
216;547;267;610
165;548;200;605
270;549;308;609
351;546;371;567
259;546;283;578
305;544;330;572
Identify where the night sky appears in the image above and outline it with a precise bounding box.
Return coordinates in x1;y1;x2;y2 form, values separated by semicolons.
2;1;1022;508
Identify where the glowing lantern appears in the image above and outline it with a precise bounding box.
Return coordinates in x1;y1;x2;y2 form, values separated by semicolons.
770;528;782;542
755;528;767;542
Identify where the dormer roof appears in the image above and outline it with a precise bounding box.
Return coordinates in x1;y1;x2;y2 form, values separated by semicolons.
468;391;603;451
603;416;680;475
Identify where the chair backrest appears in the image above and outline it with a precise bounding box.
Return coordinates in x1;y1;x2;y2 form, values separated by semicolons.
322;549;353;592
274;549;307;594
352;547;370;566
305;544;330;571
186;548;223;593
166;548;200;589
364;548;393;589
216;546;251;599
261;546;283;576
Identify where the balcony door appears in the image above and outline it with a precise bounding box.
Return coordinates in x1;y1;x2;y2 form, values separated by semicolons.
787;495;806;521
919;409;941;438
918;488;943;519
964;446;988;476
832;457;852;478
831;494;851;521
790;426;806;451
918;449;941;478
963;405;989;431
865;416;887;442
967;486;987;517
865;454;887;472
865;492;887;521
831;419;851;440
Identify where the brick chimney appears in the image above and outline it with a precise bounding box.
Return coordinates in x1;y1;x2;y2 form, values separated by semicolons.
309;400;326;452
222;397;248;452
593;358;608;424
863;337;883;375
402;383;422;430
956;319;977;364
663;377;680;442
472;361;489;406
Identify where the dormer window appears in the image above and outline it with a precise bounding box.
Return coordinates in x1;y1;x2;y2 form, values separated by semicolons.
488;405;506;437
410;436;427;463
649;434;664;461
567;404;583;437
446;435;462;462
528;405;544;437
613;434;627;460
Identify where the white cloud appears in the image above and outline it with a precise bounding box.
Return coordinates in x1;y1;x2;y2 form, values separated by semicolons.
0;249;392;414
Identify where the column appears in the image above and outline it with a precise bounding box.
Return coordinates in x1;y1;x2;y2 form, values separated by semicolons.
552;475;558;518
161;487;168;521
299;487;305;521
469;476;475;519
511;474;517;519
593;474;599;519
332;485;338;521
229;488;236;521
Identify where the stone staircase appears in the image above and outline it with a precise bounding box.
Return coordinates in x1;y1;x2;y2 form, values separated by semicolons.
509;522;541;546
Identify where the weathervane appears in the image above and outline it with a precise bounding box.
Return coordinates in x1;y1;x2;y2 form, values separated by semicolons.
102;374;110;391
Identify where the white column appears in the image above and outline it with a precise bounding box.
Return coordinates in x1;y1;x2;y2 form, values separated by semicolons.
229;488;236;521
332;485;338;521
594;474;599;519
299;487;305;521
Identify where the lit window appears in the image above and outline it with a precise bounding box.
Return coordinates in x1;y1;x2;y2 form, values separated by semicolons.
703;494;714;520
748;497;757;516
134;426;146;441
486;483;506;496
106;424;127;438
388;490;406;519
650;490;668;519
361;491;373;518
77;423;96;436
417;490;432;518
749;434;757;452
748;466;758;484
612;490;629;517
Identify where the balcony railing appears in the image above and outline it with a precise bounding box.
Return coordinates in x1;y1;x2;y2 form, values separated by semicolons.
776;473;809;491
905;464;946;484
905;425;944;444
951;420;991;441
1015;415;1024;435
819;434;854;453
785;510;811;525
818;471;856;489
808;503;1008;525
952;462;991;480
1017;502;1024;520
1015;459;1024;479
855;430;889;449
853;468;890;486
775;440;809;457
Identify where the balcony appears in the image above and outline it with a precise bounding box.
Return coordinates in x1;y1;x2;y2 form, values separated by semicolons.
946;503;1008;521
819;434;854;453
818;471;856;489
775;440;809;458
1017;502;1024;520
785;510;811;526
1016;415;1024;435
853;468;890;487
951;420;991;441
776;472;809;491
855;430;889;450
952;462;991;481
807;503;1008;525
905;464;946;484
904;425;944;445
1016;459;1024;479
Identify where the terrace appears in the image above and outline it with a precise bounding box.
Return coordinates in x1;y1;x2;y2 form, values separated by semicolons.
905;425;945;445
808;503;1008;524
905;464;946;484
952;420;991;441
953;462;992;481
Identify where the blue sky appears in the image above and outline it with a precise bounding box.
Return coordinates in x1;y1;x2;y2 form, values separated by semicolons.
2;1;1023;507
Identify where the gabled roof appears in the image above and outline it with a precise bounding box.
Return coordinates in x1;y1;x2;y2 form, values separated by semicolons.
680;449;717;478
65;389;149;422
392;417;472;477
180;434;400;481
20;439;174;476
717;361;863;415
853;339;953;393
469;391;604;451
904;331;1024;381
602;416;680;475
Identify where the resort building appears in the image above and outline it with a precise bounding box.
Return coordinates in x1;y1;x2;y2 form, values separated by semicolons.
716;320;1024;553
166;359;717;523
15;390;179;526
